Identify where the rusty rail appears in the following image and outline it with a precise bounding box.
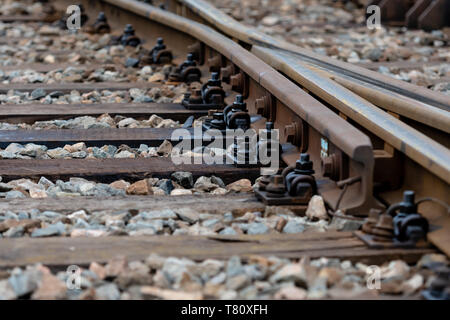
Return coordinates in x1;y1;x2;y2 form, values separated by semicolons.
169;0;450;111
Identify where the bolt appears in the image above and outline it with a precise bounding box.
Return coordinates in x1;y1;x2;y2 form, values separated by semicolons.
183;92;191;100
206;72;221;88
235;95;244;104
97;12;107;22
266;175;286;197
211;72;219;81
403;190;415;207
124;24;135;35
295;153;314;174
210;112;226;130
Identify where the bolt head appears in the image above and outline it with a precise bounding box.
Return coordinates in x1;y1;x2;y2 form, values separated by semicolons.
211;72;219;80
295;153;314;173
403;190;415;204
97;12;106;21
235;95;244;104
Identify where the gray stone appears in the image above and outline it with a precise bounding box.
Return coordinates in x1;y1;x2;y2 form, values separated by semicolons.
244;264;267;280
134;95;153;103
145;253;167;270
223;212;234;222
40;211;63;220
5;191;26;199
138;144;149;153
330;216;364;231
126;221;163;233
194;176;219;192
202;219;221;229
363;47;383;61
219;227;237;235
125;57;140;68
3;226;24;238
74;218;91;229
8;268;41;297
49;91;64;98
226;256;244;278
101;145;118;157
47;148;70;159
71;151;87;159
247;222;270;235
211;176;225;188
233;223;249;232
30;88;46;100
164;219;177;232
31;221;66;237
139;209;177;220
307;277;327;299
38;176;55;189
0;280;16;300
171;172;194;189
20;143;47;157
162;257;196;284
18;212;30;220
95;283;121;300
226;274;251;291
283;220;305;234
175;208;200;224
5;143;24;154
157;179;174;195
269;263;309;287
208;272;226;285
56;180;79;193
0;151;16;159
114;150;135;159
92;147;109;159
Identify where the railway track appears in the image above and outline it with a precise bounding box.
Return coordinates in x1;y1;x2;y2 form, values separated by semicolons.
0;0;448;300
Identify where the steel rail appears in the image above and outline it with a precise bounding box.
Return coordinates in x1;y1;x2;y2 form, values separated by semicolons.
169;0;450;111
252;46;450;185
331;76;450;134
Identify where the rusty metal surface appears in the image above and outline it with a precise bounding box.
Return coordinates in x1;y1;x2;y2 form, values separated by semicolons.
171;0;450;111
252;46;450;186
